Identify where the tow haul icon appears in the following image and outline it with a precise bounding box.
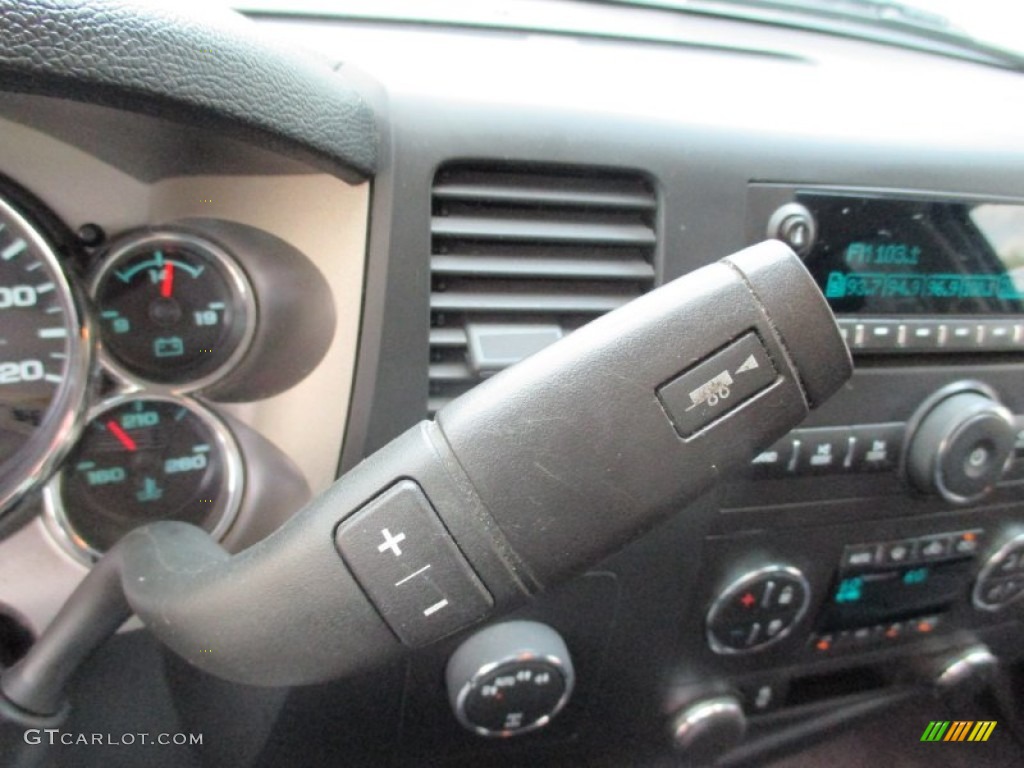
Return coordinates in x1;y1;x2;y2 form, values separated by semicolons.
684;371;734;410
684;353;761;411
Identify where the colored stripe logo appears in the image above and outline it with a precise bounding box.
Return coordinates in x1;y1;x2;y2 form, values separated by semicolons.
920;721;997;742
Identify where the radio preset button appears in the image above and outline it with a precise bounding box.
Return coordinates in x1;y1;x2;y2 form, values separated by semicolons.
836;319;856;347
860;321;900;350
904;321;943;350
980;321;1021;347
945;322;982;350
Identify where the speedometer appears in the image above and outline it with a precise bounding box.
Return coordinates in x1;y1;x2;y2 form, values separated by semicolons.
0;192;90;518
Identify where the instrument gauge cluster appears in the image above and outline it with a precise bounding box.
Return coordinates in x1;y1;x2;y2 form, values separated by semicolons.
0;179;336;560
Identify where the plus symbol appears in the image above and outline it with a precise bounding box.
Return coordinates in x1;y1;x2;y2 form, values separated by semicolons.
377;528;406;557
740;592;756;608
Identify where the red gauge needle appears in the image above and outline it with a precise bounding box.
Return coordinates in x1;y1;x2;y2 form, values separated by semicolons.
160;261;175;298
106;420;137;452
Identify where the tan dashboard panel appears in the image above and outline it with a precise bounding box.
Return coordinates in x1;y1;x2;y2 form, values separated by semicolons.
150;175;369;493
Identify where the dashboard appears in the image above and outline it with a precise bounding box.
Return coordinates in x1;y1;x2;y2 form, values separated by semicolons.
0;1;1023;766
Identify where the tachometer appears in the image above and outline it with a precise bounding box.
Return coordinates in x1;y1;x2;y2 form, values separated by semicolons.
0;193;90;517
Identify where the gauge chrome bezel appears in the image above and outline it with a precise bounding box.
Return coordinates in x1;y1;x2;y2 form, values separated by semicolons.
0;195;93;518
89;230;257;394
42;392;245;564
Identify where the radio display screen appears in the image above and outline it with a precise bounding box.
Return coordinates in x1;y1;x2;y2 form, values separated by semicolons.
801;193;1024;315
818;559;974;631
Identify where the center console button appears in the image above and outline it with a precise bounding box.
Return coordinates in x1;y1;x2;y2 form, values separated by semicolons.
881;539;917;565
849;423;903;472
843;544;881;569
794;427;852;473
749;435;798;478
918;536;953;560
952;531;983;556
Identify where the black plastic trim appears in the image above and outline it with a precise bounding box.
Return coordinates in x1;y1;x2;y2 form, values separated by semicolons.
0;0;378;180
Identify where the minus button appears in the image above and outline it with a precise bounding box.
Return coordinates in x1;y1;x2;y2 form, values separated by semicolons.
423;599;449;617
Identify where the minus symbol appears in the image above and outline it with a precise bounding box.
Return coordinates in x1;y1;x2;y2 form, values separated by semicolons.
395;564;431;587
423;598;449;617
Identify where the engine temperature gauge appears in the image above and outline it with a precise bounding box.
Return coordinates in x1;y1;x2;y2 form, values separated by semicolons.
45;396;243;560
92;232;255;388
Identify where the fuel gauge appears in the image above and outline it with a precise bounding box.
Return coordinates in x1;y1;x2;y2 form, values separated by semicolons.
45;396;243;560
92;232;255;389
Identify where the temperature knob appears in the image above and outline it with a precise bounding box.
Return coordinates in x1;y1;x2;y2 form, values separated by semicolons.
706;566;810;654
446;621;574;737
670;695;747;763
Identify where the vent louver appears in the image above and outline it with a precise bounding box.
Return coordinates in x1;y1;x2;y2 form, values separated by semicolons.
429;164;658;415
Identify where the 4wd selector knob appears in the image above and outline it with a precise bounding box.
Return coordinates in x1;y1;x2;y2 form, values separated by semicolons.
446;621;574;737
906;385;1016;504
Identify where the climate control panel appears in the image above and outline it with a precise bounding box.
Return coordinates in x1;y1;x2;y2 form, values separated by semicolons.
702;527;1024;661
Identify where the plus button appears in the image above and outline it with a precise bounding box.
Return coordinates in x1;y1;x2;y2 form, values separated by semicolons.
740;592;756;609
377;528;406;557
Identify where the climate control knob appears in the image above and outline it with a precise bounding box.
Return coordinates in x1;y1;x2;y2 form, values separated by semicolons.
973;533;1024;611
905;385;1016;504
670;695;747;763
446;621;574;737
706;566;811;654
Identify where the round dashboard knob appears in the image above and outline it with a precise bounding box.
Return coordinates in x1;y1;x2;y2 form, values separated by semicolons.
973;533;1024;611
906;387;1016;504
933;645;998;689
706;566;811;654
670;695;747;763
446;621;574;737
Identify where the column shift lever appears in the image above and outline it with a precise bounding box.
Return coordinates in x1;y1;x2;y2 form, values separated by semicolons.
0;240;851;723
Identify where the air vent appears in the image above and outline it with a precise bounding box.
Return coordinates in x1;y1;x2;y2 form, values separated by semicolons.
429;164;658;415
